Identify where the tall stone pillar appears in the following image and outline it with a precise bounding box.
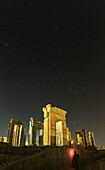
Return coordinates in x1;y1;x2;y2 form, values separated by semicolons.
28;120;32;145
28;118;36;145
32;126;36;145
82;130;88;148
39;129;43;146
7;119;15;145
76;133;81;145
89;131;95;147
18;125;23;146
67;128;71;146
63;120;67;145
43;107;49;145
56;121;63;146
20;125;26;147
50;111;56;145
13;125;19;146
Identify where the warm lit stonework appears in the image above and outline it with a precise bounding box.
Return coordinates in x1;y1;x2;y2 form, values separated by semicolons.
28;117;43;146
7;119;26;147
76;129;96;148
89;131;95;147
0;137;7;142
76;129;88;147
5;104;96;148
42;104;71;146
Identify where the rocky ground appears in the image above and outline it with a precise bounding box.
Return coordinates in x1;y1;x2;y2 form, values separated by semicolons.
0;143;105;170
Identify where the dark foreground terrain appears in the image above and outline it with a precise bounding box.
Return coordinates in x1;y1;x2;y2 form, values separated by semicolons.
0;143;105;170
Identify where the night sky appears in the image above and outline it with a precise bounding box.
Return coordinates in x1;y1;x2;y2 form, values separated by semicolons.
0;0;105;146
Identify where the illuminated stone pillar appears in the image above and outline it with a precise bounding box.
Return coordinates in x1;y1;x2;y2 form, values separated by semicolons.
7;119;15;145
43;106;56;146
43;107;49;145
28;119;36;145
28;120;32;145
39;129;43;146
76;129;88;148
18;125;24;147
67;128;71;146
63;120;67;145
12;125;19;146
76;133;81;145
89;131;95;147
56;121;63;146
7;119;26;147
82;130;88;147
21;126;26;147
50;111;56;145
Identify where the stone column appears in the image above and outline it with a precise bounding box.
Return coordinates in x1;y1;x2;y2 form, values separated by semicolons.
67;128;70;146
28;119;36;145
18;125;22;146
76;133;80;144
28;120;32;145
32;126;36;145
50;111;56;145
56;121;63;146
7;119;15;145
89;131;95;147
43;107;49;146
13;125;19;146
14;125;20;146
83;130;88;147
39;129;43;146
63;120;67;145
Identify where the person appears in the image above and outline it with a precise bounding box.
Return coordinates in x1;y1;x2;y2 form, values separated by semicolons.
72;151;79;169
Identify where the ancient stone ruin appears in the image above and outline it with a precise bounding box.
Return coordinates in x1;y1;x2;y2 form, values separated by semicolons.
28;117;43;146
76;129;96;148
43;104;71;146
3;104;96;149
7;119;26;147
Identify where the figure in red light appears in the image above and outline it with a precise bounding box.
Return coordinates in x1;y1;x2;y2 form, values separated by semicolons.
72;150;79;169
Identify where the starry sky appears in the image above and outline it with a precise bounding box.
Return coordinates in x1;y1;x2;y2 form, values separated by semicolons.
0;0;105;145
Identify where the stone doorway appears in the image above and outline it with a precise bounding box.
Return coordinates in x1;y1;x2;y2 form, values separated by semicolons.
55;120;63;146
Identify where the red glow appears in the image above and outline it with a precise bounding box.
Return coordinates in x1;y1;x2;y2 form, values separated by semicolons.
66;148;78;164
69;148;74;158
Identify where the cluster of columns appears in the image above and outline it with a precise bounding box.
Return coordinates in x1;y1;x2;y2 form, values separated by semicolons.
76;129;96;148
7;104;71;147
42;104;71;146
89;131;96;147
28;117;43;146
7;119;26;147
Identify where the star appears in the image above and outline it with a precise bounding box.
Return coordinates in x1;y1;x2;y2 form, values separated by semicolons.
82;86;86;90
5;42;8;46
32;59;35;63
56;27;58;31
73;121;76;125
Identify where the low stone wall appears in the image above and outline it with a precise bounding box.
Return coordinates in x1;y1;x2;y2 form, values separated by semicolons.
0;147;65;170
1;143;105;170
0;142;42;155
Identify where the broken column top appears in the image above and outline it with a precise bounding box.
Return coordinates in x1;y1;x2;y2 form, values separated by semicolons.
76;129;86;134
42;104;67;116
10;119;25;126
